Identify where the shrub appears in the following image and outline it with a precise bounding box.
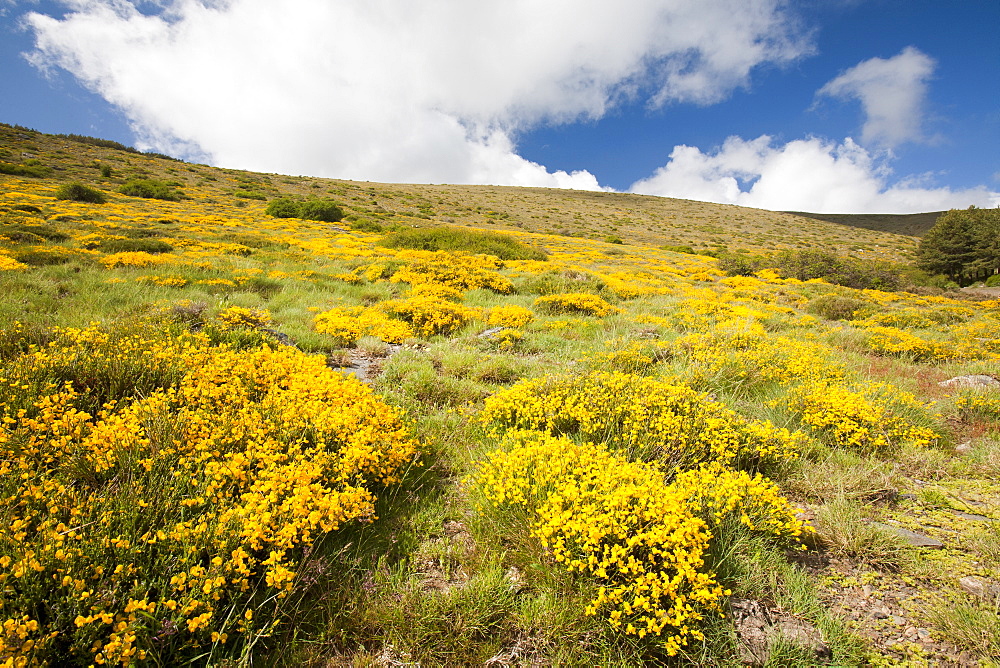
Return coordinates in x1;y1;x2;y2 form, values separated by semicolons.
805;295;871;321
0;162;52;178
0;224;69;242
232;189;266;200
100;239;174;254
55;182;107;204
118;178;183;201
533;293;618;317
987;274;1000;287
264;198;301;218
12;248;78;266
662;244;696;254
10;205;43;214
298;199;344;222
515;270;607;296
378;227;547;261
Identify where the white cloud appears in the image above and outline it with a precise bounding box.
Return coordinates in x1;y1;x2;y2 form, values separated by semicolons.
629;134;1000;213
22;0;810;187
816;46;935;148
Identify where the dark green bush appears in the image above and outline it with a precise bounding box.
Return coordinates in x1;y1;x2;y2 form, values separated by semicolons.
719;249;903;291
603;235;624;244
987;274;1000;288
805;295;872;321
233;190;266;200
0;224;69;242
0;162;52;178
299;199;344;222
662;244;696;254
13;249;77;266
264;198;301;218
10;205;43;214
99;163;113;178
515;269;607;296
100;239;174;254
378;226;547;261
55;182;108;204
349;218;385;233
118;179;183;201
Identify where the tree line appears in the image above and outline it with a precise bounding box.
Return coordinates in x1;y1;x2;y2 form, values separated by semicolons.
916;206;1000;286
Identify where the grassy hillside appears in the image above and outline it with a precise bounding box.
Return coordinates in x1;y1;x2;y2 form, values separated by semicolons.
785;211;944;237
1;123;998;667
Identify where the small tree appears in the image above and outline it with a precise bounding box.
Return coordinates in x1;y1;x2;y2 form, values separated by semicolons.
916;207;1000;285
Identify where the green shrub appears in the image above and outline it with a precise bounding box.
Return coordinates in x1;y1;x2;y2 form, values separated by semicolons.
0;162;52;178
1;224;69;242
378;226;547;261
118;178;183;201
604;235;624;244
805;295;871;321
265;197;301;218
13;249;78;266
55;182;108;204
10;205;43;214
986;274;1000;288
232;189;266;200
99;238;174;254
515;269;606;296
298;199;344;222
662;244;696;254
99;163;113;178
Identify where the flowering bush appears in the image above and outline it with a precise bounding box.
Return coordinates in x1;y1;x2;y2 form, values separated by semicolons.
379;294;480;337
486;305;534;328
100;252;172;269
215;306;273;330
785;380;941;451
389;251;513;293
314;306;414;345
0;323;419;665
533;293;618;317
481;371;803;472
955;391;1000;423
0;255;27;271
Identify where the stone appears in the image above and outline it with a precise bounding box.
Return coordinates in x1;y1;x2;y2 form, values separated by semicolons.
871;522;944;548
959;576;988;598
478;326;506;338
955;440;973;454
938;374;1000;388
952;511;995;522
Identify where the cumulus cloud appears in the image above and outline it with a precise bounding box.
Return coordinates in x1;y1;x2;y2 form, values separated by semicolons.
816;46;936;148
22;0;809;187
629;134;1000;213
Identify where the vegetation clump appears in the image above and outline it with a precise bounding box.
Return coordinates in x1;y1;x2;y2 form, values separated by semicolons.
377;226;547;261
99;238;173;254
118;178;184;201
264;197;344;222
55;182;107;204
916;206;1000;285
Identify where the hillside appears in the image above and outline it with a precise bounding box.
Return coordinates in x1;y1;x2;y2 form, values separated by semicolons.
0;123;921;261
1;124;998;667
785;211;944;237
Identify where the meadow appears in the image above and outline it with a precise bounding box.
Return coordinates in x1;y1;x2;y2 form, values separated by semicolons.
0;124;998;666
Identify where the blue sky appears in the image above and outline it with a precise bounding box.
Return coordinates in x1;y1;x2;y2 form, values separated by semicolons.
1;0;998;213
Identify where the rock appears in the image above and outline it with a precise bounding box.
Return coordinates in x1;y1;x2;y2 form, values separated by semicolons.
938;374;1000;389
731;598;829;665
505;566;525;593
871;522;944;548
478;326;506;338
955;440;973;454
952;511;995;522
958;576;996;598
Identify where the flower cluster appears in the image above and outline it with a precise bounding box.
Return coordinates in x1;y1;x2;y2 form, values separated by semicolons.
380;293;480;337
954;390;1000;423
784;380;940;451
99;252;172;269
481;371;803;472
486;305;534;329
389;250;513;293
313;306;414;345
0;322;419;666
215;306;273;330
533;293;618;317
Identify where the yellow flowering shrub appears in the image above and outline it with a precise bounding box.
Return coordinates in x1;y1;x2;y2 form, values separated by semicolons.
389;251;513;293
481;371;802;472
379;294;480;337
215;306;272;330
136;274;188;287
785;380;941;451
533;293;619;317
0;255;27;271
99;252;172;269
472;430;723;651
863;326;952;362
486;305;534;328
314;306;414;345
0;323;419;666
955;391;1000;423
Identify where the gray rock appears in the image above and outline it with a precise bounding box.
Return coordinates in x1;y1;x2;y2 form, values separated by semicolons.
938;374;1000;388
952;510;995;522
959;576;987;598
871;522;944;548
478;326;507;338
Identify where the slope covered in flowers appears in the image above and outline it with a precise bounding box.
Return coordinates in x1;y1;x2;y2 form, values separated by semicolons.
1;125;999;665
